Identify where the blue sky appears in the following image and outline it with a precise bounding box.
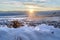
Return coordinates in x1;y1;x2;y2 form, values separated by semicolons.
0;0;60;11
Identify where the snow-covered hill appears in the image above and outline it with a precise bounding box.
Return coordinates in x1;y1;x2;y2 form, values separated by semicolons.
0;24;60;40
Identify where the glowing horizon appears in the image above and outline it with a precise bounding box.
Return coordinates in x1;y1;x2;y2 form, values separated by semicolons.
0;0;60;11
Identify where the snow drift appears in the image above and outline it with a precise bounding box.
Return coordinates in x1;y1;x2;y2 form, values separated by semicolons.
0;24;60;40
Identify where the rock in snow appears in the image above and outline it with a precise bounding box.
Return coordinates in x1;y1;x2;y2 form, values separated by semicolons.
0;24;60;40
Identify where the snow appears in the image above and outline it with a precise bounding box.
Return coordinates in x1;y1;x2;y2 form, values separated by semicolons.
0;24;60;40
35;24;54;32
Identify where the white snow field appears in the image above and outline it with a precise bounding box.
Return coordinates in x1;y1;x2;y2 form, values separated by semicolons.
0;24;60;40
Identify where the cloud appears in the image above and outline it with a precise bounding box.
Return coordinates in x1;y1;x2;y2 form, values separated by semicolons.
0;0;60;11
33;0;47;3
0;1;24;7
33;0;47;2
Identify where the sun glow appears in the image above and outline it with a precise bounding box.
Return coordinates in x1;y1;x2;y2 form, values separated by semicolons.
27;5;35;13
28;6;35;16
26;5;36;21
28;9;35;19
29;9;34;13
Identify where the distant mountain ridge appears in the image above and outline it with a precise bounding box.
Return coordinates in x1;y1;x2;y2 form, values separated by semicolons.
0;10;60;16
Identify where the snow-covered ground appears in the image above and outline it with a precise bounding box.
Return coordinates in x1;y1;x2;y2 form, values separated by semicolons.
0;24;60;40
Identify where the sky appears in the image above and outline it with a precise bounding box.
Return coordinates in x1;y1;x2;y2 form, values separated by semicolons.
0;0;60;11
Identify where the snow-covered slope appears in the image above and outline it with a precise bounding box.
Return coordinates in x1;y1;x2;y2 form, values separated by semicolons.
0;24;60;40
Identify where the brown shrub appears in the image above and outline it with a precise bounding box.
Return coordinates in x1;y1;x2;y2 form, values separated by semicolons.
7;20;24;28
